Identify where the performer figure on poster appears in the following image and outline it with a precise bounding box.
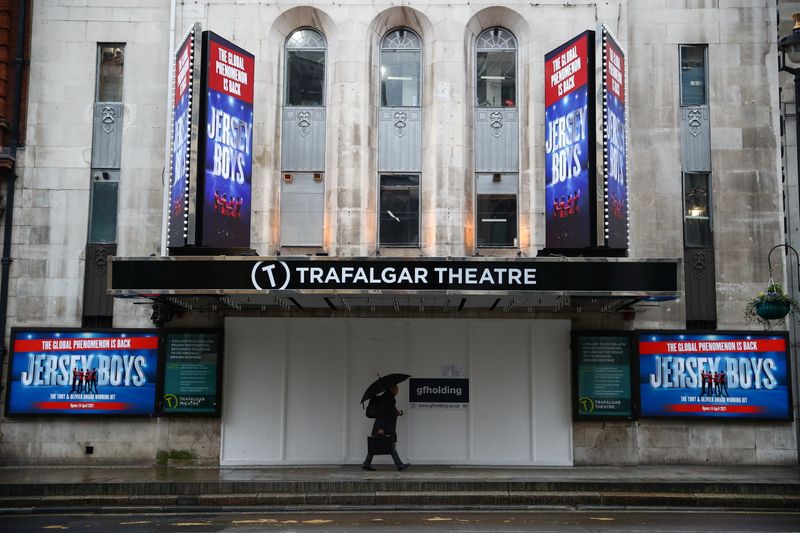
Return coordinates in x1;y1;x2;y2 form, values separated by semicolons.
70;367;80;394
720;371;728;397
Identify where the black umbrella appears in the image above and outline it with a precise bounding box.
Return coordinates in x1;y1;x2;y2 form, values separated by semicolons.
360;373;411;404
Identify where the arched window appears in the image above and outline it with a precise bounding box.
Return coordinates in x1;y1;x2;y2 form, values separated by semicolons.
475;28;516;108
280;28;327;247
474;27;518;249
285;28;326;106
378;28;422;248
380;28;421;107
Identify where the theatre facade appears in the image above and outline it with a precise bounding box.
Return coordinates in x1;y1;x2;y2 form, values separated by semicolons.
0;0;796;467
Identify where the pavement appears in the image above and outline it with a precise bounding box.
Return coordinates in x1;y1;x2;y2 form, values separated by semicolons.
0;464;798;513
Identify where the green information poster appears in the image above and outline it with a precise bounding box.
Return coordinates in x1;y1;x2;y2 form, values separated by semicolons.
575;335;632;418
161;331;221;415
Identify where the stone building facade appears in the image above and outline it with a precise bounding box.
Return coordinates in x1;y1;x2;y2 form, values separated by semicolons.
0;0;796;466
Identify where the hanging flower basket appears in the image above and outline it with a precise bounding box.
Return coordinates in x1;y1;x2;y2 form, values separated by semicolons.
745;281;799;329
755;301;790;320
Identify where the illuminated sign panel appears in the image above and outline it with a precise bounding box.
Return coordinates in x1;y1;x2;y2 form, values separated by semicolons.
639;332;792;420
167;27;198;248
544;31;596;249
602;27;629;249
198;32;255;249
5;329;159;416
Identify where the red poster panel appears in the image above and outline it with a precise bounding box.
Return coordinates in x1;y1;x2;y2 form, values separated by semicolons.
605;36;625;104
174;37;192;106
206;38;255;104
545;32;590;106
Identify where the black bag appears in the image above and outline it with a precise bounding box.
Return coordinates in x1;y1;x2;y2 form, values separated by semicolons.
367;435;393;455
365;396;378;419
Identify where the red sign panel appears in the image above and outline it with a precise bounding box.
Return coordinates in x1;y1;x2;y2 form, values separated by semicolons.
207;39;255;104
638;338;786;356
605;38;625;104
545;33;590;106
174;37;193;106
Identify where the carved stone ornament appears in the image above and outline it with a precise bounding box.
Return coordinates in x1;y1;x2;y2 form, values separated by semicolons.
490;111;503;138
393;110;407;137
692;250;707;280
94;246;109;276
101;106;117;134
687;109;702;137
297;110;312;137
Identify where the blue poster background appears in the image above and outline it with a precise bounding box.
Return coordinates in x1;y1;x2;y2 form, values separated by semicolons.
6;331;159;416
639;333;791;420
545;87;592;248
169;87;190;248
605;80;628;248
201;90;253;248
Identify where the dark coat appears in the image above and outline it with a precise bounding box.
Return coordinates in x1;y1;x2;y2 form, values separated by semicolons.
371;392;398;441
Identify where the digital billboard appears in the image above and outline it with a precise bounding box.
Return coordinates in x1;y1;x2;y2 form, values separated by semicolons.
602;27;628;249
5;329;159;416
544;31;595;249
639;332;792;420
168;27;198;249
198;32;254;249
573;334;633;419
159;330;222;415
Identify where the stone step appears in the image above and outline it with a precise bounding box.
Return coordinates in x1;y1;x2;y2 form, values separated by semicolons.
2;479;798;498
1;491;798;511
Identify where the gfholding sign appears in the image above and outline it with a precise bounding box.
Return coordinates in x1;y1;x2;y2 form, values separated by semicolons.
409;378;469;409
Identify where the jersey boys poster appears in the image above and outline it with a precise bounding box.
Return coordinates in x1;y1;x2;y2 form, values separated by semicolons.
545;31;595;249
168;28;197;249
639;333;792;420
602;27;628;249
5;330;159;416
199;32;254;249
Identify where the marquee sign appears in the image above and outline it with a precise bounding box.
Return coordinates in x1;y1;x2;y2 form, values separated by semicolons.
168;25;201;249
167;28;255;252
542;26;630;255
110;257;680;295
601;26;629;250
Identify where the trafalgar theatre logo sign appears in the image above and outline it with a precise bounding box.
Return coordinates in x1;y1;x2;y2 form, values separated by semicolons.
250;260;537;291
110;257;681;295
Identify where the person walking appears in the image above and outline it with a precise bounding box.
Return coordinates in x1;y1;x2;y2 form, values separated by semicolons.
362;384;409;472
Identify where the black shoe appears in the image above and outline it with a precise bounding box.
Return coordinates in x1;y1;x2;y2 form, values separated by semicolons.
396;463;410;471
362;464;375;471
